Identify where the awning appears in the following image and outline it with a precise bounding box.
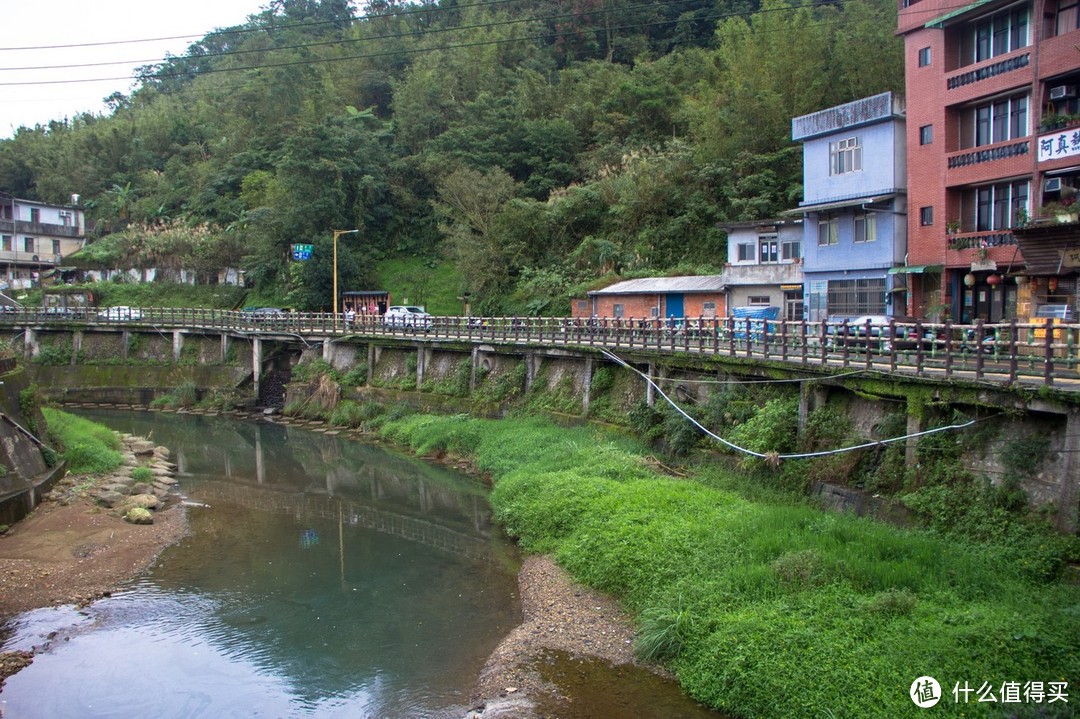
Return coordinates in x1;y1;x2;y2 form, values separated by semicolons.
786;193;897;215
888;264;944;275
924;0;993;28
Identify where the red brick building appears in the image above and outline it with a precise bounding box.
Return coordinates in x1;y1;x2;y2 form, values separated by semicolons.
899;0;1079;322
574;275;727;321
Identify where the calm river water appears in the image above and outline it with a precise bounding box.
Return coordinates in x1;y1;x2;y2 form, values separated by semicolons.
0;409;720;719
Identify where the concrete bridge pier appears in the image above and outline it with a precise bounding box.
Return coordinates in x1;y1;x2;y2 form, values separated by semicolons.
646;363;656;406
905;396;923;470
221;334;230;364
23;328;36;361
172;331;184;362
582;357;593;415
525;352;538;392
416;344;429;388
71;330;83;366
252;338;263;398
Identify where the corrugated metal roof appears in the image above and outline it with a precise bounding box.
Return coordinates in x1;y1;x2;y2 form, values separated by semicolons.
588;275;726;295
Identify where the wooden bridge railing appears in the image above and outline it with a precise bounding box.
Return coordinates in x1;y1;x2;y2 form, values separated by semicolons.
4;308;1079;390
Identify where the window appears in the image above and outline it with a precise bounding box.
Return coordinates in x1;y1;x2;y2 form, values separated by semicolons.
970;95;1027;147
919;124;933;145
827;278;887;316
612;303;624;318
918;46;932;66
968;6;1028;63
1;236;10;251
829;137;862;175
818;215;839;245
52;240;61;255
1055;0;1079;36
29;208;39;223
736;241;756;262
23;238;34;253
920;206;934;226
759;236;779;263
702;302;717;318
853;212;877;243
972;180;1028;231
747;295;771;306
782;238;801;261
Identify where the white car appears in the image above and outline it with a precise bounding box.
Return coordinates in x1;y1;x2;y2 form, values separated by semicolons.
383;305;432;329
97;306;143;321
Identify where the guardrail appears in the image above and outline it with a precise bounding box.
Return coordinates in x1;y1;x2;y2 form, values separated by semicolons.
3;308;1079;390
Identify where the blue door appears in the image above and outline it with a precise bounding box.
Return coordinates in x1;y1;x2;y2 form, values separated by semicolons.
665;294;684;325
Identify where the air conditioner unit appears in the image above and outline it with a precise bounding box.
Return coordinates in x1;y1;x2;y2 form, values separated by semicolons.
1045;177;1063;193
1050;85;1076;100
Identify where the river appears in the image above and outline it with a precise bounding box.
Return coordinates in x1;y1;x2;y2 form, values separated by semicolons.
0;409;720;718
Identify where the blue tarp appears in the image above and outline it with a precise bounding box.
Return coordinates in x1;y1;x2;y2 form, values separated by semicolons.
730;306;779;339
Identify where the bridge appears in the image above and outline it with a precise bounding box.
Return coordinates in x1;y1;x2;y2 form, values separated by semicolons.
5;306;1079;531
3;306;1079;392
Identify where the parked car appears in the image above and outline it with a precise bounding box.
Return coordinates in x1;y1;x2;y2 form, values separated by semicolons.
97;306;143;321
383;305;432;329
825;315;927;352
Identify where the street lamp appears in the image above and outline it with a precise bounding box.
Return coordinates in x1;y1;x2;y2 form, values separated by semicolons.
332;229;360;330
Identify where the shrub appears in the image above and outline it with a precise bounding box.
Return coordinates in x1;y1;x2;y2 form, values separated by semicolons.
131;466;154;483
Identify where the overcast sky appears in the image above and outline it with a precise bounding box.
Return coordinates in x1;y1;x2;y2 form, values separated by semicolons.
0;1;269;139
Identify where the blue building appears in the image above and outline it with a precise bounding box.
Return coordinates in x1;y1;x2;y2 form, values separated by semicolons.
790;92;910;321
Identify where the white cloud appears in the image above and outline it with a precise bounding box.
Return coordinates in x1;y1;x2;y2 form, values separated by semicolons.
0;0;264;138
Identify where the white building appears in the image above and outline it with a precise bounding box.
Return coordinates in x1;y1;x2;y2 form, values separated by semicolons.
0;193;86;291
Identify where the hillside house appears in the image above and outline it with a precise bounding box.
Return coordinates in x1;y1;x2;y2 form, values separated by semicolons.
0;193;86;291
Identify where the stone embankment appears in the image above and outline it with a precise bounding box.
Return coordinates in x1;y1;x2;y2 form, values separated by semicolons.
88;435;180;524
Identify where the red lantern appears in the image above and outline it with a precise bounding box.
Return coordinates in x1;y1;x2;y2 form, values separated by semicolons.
1049;277;1059;292
986;274;1002;286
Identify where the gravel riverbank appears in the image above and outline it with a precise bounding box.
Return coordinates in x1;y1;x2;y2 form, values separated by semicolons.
467;554;667;719
0;435;187;690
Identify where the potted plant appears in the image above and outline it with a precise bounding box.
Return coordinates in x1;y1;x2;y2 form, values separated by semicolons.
1040;197;1079;223
945;219;961;235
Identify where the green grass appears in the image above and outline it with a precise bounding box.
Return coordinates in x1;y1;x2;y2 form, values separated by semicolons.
42;408;123;474
374;257;463;316
378;412;1080;719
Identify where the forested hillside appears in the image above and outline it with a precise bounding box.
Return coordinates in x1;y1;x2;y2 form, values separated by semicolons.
0;0;903;314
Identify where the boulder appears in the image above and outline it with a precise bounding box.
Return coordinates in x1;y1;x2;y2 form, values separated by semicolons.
94;491;125;508
124;507;154;525
123;494;161;511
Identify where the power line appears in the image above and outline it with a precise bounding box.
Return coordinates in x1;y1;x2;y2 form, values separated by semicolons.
601;349;986;462
0;0;894;89
0;0;703;74
0;0;528;52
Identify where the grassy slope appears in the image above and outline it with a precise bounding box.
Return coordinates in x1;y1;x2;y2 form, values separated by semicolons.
374;257;463;316
379;413;1080;719
42;407;123;474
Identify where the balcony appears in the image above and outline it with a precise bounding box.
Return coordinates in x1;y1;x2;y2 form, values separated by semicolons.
945;230;1017;251
946;52;1030;91
0;250;62;265
947;140;1029;169
0;219;82;239
722;261;803;287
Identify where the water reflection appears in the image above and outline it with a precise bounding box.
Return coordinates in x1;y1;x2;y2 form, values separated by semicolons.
1;410;521;719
